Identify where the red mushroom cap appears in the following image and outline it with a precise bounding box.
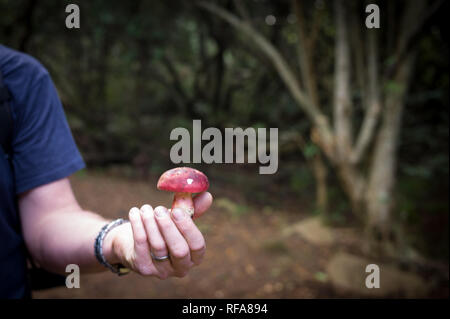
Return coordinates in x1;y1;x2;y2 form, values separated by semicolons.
157;167;209;193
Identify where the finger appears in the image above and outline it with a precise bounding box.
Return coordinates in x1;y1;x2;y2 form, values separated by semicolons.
192;192;213;219
128;207;153;273
140;204;173;278
171;208;206;265
154;206;192;276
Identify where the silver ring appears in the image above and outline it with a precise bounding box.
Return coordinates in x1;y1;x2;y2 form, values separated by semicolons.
151;252;170;262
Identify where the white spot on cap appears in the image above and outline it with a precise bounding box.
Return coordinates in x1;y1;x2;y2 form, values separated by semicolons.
187;178;193;185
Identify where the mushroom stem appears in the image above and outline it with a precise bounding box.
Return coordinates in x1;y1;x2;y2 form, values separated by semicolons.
172;192;194;217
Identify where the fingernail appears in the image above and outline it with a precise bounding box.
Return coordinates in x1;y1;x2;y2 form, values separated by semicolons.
172;208;186;221
129;207;140;218
154;207;168;219
141;205;153;217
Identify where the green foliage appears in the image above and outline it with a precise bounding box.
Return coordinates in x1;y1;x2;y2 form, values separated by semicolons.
322;186;350;226
289;167;314;194
314;271;328;283
215;197;249;219
303;143;319;159
384;80;405;94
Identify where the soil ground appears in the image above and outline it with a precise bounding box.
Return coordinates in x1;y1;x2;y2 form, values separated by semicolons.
33;171;448;299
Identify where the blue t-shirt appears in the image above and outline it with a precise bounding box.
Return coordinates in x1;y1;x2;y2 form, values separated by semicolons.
0;44;85;298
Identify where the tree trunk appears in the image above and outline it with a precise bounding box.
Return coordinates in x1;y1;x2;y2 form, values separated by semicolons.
311;153;328;214
332;0;366;220
365;55;415;255
363;0;425;255
293;132;329;214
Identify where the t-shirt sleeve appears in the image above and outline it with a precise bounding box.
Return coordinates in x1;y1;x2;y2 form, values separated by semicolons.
11;71;85;194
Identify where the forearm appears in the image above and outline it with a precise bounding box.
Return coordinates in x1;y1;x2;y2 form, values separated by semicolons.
25;208;116;274
18;177;211;278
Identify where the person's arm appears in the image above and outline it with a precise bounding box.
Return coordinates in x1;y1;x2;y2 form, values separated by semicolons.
18;177;213;278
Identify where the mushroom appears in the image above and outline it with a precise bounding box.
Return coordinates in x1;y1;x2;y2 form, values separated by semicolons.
157;167;209;217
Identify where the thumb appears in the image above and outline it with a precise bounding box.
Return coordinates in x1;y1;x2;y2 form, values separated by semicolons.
192;192;213;219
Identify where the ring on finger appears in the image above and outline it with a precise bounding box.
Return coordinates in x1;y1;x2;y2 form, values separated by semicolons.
151;252;170;262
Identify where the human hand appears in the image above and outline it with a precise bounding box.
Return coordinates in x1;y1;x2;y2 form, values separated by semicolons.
106;192;212;279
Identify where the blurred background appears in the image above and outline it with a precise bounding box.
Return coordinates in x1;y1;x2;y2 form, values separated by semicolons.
0;0;448;298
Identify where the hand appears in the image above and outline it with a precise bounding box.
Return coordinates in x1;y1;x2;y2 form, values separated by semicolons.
106;192;213;279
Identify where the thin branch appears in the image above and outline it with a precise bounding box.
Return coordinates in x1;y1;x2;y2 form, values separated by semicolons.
351;28;381;164
350;2;366;108
384;0;444;80
333;0;353;161
233;0;252;24
19;0;37;52
148;66;187;112
162;55;189;102
198;1;335;157
293;0;320;109
308;4;322;53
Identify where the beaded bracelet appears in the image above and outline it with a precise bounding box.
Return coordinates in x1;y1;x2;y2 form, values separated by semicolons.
94;218;131;276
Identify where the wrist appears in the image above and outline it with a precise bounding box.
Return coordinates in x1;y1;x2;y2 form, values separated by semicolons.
94;218;130;275
102;223;122;265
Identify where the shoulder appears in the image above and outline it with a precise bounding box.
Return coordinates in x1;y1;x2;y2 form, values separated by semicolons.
0;45;57;124
0;45;50;95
